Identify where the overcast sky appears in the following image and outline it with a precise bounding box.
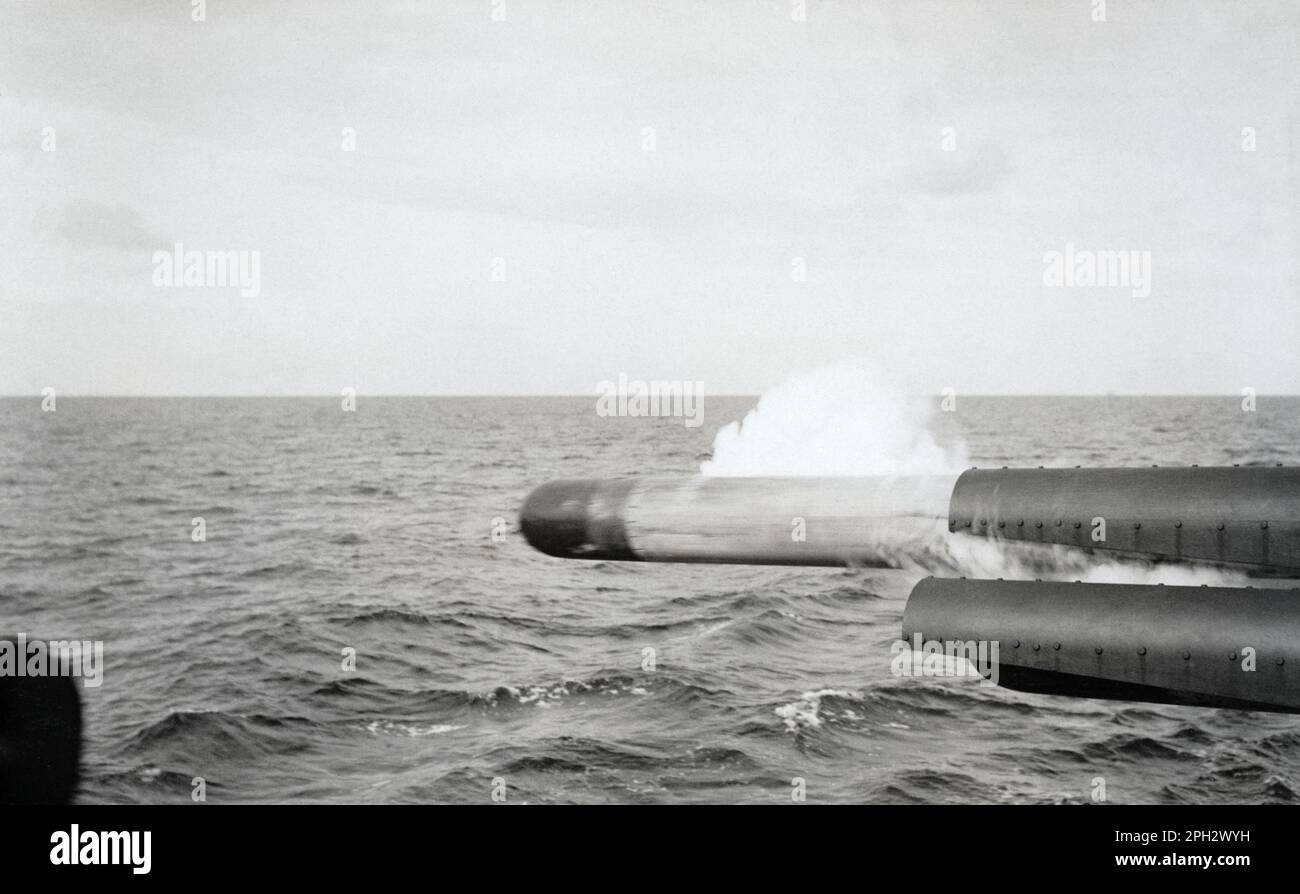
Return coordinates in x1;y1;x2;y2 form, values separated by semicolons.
1;0;1297;395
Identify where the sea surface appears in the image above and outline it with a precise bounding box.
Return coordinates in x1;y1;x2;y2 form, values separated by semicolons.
2;395;1299;804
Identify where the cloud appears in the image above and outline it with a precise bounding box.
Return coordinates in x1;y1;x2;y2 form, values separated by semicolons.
57;201;168;251
905;141;1016;197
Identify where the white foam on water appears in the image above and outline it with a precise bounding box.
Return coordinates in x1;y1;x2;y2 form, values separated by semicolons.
363;720;466;737
774;688;859;732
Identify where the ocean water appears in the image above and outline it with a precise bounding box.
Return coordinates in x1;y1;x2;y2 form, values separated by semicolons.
2;395;1299;804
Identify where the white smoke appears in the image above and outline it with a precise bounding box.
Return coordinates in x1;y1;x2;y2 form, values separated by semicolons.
700;359;1245;586
937;532;1246;586
701;359;968;477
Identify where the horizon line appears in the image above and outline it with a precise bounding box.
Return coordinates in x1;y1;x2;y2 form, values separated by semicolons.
3;393;1298;399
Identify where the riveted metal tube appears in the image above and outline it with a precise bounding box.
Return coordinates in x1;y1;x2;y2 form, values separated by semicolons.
902;578;1300;713
948;466;1300;575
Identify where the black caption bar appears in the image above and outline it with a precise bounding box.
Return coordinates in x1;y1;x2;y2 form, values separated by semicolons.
0;805;1280;882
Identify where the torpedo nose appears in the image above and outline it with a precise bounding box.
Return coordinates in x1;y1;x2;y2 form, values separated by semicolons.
519;479;639;561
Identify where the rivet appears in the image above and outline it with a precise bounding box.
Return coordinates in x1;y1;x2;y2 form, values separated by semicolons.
1137;646;1147;656
1095;647;1103;655
1261;522;1269;530
980;518;987;526
1017;520;1024;527
1175;521;1182;528
965;521;972;528
998;521;1005;528
1277;657;1286;666
1229;653;1237;661
1055;519;1062;527
1054;642;1062;651
1133;522;1141;530
1035;521;1043;528
1013;640;1020;648
1073;521;1082;529
1182;650;1191;660
1033;643;1041;652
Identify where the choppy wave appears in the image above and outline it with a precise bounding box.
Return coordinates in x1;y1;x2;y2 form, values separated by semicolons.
4;395;1299;803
